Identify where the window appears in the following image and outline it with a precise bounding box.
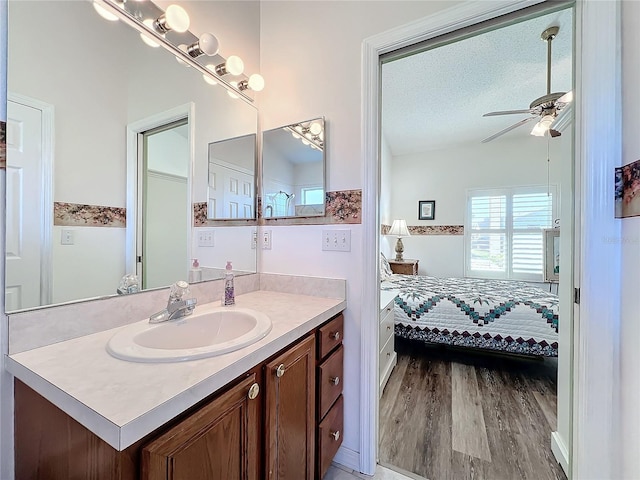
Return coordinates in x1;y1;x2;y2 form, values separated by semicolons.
465;186;556;281
301;187;324;205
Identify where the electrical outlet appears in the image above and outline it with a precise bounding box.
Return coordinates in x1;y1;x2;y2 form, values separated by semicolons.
197;230;215;247
262;230;272;250
322;229;351;252
251;230;257;249
61;229;74;245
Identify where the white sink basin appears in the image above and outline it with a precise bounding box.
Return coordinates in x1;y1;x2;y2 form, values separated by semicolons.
106;305;272;362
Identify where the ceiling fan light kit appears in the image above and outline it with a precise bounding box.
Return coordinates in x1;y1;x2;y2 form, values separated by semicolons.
481;25;572;143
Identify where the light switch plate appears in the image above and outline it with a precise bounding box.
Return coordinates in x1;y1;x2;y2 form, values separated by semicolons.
61;229;74;245
322;229;351;252
262;230;272;250
197;230;215;247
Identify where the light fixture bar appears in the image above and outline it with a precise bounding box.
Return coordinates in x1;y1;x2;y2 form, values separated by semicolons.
285;123;324;150
98;0;255;103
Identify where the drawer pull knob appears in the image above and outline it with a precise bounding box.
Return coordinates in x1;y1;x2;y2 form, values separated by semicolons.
276;364;286;377
386;307;391;312
330;331;341;341
330;376;340;386
248;383;260;400
386;352;391;357
386;325;391;331
330;430;340;441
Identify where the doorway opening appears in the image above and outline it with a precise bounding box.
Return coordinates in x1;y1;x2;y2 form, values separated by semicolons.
138;119;190;289
376;4;574;479
125;103;194;290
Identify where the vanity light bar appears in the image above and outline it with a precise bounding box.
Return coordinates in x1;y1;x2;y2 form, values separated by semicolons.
285;121;324;150
96;0;261;104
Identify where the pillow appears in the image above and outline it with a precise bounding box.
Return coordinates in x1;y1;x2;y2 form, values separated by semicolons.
380;252;393;280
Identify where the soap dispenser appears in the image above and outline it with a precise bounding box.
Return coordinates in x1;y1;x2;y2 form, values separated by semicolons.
223;261;235;306
190;258;202;283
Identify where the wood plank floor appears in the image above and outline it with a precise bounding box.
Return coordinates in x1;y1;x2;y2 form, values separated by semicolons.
379;339;567;480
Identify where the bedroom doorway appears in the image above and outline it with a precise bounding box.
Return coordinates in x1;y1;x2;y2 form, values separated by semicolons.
376;3;574;479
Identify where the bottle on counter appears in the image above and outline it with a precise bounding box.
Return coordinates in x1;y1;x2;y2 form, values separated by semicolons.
189;258;202;283
223;261;235;306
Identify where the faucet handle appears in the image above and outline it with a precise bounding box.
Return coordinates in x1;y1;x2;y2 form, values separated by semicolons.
169;280;190;302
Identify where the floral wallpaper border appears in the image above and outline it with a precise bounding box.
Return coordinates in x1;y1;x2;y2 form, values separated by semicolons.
54;202;126;227
195;189;363;227
0;121;6;170
381;224;464;235
615;159;640;218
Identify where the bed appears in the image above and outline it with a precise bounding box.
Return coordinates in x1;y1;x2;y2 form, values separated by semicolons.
380;268;559;357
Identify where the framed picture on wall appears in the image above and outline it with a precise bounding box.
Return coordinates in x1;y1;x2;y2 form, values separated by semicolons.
543;228;560;283
418;200;436;220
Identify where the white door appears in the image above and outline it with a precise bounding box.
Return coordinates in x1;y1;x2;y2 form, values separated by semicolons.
208;161;254;219
5;100;46;310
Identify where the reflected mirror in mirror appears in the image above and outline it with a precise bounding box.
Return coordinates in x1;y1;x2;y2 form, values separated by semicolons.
5;0;258;312
262;118;325;218
207;134;257;219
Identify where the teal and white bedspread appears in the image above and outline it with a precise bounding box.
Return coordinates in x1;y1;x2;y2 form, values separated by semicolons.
380;275;559;357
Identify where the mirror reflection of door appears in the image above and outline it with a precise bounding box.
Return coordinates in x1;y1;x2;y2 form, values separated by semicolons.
138;119;189;289
5;96;53;311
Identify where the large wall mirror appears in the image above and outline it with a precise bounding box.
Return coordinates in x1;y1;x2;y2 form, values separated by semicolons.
262;118;326;218
5;0;258;312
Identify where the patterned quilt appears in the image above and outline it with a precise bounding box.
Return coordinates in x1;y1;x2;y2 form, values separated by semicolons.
380;275;559;356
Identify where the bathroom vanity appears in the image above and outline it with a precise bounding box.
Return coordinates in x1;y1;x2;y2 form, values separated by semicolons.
8;287;346;480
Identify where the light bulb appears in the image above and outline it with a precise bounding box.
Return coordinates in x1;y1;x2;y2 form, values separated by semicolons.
93;1;119;21
163;5;190;32
301;138;310;146
199;33;219;55
140;19;161;48
291;132;301;139
531;115;555;137
248;74;265;92
309;121;322;135
202;65;218;85
226;56;244;75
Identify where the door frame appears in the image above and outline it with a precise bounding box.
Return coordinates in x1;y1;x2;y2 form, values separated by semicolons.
7;92;53;307
360;1;621;478
125;103;195;279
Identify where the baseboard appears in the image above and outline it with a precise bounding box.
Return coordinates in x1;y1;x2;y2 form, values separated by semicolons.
551;431;569;475
333;445;360;472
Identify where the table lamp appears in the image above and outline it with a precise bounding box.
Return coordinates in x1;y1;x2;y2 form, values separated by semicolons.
388;219;410;261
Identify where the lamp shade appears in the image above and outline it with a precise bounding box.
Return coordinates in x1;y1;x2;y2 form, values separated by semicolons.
389;219;410;237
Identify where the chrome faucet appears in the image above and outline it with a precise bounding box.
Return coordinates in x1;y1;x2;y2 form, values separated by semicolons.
149;281;197;324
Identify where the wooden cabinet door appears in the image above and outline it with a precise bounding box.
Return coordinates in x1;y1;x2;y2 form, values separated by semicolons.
141;373;260;480
264;335;316;480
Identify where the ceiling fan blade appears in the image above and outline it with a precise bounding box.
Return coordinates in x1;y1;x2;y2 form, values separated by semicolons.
557;91;573;104
483;109;535;117
481;116;537;143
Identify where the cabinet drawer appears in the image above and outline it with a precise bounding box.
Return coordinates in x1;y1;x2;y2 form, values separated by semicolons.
318;314;343;360
317;395;344;480
379;306;394;347
318;345;343;420
379;334;395;380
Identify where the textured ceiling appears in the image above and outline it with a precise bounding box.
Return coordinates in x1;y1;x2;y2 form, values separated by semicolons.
381;8;573;156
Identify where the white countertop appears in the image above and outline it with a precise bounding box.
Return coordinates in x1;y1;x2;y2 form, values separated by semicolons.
6;290;346;451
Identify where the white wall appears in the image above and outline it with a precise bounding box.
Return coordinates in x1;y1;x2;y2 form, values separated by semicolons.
620;1;640;476
260;0;459;464
386;135;564;277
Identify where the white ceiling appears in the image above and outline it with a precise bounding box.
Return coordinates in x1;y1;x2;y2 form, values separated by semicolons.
381;8;573;156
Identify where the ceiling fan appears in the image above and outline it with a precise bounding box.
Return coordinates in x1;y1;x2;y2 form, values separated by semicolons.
481;26;573;143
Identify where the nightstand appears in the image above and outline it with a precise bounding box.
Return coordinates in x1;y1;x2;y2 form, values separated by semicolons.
387;259;419;275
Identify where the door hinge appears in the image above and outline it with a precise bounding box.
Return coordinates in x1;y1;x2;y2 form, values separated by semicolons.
137;255;142;263
574;287;580;305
